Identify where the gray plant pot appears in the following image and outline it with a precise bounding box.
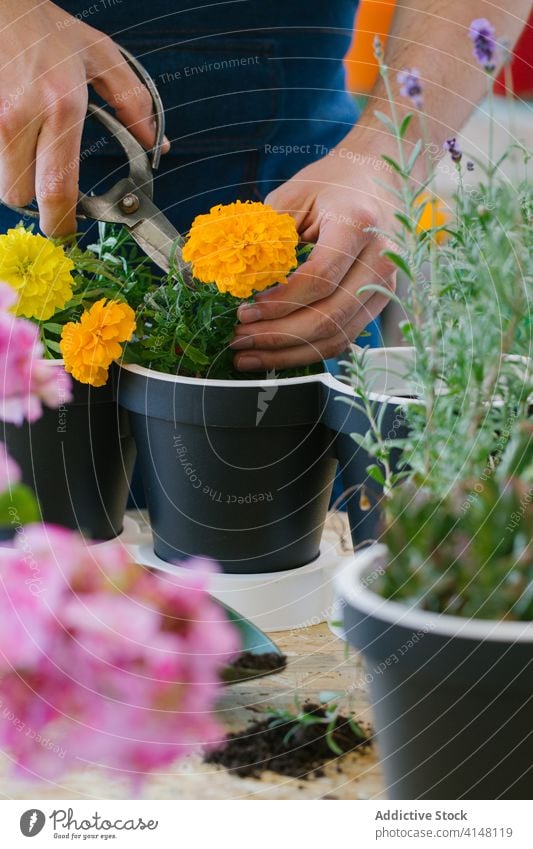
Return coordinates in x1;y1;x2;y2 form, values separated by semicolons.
118;364;339;573
336;545;533;799
322;347;418;547
2;361;136;539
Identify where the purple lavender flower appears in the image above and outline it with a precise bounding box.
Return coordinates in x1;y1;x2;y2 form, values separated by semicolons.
397;68;423;109
469;18;499;71
444;137;462;164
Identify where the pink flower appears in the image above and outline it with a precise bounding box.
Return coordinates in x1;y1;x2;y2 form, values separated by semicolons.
0;283;72;424
0;529;240;781
0;441;20;493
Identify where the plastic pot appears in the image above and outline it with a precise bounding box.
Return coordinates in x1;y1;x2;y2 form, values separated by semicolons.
3;361;136;539
336;544;533;799
322;347;419;546
118;364;339;573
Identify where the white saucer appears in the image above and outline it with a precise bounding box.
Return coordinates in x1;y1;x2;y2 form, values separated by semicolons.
123;514;345;633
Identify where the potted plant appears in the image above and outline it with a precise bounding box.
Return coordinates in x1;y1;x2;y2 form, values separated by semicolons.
335;22;533;799
329;23;532;551
337;424;533;799
0;225;148;539
118;201;339;573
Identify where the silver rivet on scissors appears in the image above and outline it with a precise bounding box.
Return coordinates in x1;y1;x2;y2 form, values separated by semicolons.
119;193;141;214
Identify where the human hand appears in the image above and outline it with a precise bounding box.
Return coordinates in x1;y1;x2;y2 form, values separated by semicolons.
231;133;400;371
0;0;168;236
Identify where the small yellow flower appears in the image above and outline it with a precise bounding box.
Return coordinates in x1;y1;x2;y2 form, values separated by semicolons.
0;227;75;320
60;299;136;387
182;200;299;298
415;194;449;243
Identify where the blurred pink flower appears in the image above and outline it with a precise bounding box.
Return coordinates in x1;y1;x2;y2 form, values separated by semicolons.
0;282;72;424
0;441;20;493
0;528;239;780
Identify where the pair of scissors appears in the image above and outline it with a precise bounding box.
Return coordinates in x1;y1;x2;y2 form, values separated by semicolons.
8;45;193;286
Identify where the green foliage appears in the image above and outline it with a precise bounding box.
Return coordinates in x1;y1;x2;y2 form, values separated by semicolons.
342;53;533;621
379;425;533;621
123;276;239;379
123;272;322;379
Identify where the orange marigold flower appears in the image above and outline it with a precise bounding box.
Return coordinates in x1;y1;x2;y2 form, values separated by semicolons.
182;200;299;298
60;299;136;387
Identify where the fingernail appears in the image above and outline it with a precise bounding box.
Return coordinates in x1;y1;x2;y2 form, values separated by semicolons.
230;335;254;350
238;305;261;323
236;355;262;371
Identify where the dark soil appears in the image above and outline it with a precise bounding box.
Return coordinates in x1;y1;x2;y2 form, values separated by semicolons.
206;702;372;779
223;651;287;683
233;651;287;673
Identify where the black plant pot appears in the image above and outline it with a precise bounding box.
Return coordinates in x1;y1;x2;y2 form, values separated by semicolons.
322;347;418;547
337;545;533;800
3;362;136;539
118;364;338;573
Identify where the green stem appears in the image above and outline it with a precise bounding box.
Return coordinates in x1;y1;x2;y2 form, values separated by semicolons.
487;70;495;200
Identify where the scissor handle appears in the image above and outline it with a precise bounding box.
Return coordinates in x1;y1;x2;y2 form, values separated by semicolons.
4;43;165;221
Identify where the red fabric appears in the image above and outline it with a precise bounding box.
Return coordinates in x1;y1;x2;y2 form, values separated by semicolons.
495;11;533;97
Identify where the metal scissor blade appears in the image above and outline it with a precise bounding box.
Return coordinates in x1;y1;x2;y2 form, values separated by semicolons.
127;207;193;285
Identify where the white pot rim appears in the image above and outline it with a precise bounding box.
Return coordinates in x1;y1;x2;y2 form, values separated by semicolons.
335;543;533;643
120;345;420;404
120;360;329;389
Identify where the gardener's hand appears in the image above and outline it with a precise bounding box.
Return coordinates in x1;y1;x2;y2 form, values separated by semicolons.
0;0;168;236
231;133;400;370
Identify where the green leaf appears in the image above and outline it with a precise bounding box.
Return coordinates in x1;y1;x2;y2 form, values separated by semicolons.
357;282;404;306
394;211;415;233
406;139;423;174
45;340;63;354
373;110;396;133
350;432;372;450
0;484;40;527
43;322;63;335
381;251;414;280
348;717;367;740
367;465;385;486
325;728;344;756
381;155;406;177
373;177;404;201
175;338;210;366
399;113;413;139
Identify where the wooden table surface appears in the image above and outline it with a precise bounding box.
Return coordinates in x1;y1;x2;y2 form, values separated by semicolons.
0;516;385;800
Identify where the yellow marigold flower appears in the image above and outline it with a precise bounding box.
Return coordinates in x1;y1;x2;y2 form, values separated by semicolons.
182;200;299;298
60;299;136;387
415;194;449;244
0;227;75;320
